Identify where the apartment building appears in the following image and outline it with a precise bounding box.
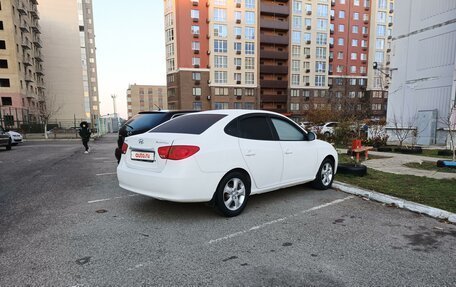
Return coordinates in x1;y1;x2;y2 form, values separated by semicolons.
0;0;45;127
38;0;100;127
386;0;456;145
127;84;168;118
165;0;394;121
165;0;259;111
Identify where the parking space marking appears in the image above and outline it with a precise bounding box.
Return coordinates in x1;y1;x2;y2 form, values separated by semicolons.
93;157;109;160
208;196;354;244
88;194;138;204
96;172;117;176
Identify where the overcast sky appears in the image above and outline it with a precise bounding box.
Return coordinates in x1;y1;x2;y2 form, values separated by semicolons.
92;0;165;118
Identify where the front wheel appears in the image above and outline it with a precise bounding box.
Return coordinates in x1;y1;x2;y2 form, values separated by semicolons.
312;158;334;190
214;171;250;217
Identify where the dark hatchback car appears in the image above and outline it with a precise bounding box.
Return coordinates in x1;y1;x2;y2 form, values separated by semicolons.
0;126;12;150
115;110;197;162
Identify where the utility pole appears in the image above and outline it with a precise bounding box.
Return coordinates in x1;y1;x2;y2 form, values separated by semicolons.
111;94;119;132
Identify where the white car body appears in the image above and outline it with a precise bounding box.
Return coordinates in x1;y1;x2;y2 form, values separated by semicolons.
8;131;23;145
117;110;338;215
312;122;338;136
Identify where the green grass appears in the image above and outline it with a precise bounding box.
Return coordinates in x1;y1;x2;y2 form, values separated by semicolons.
404;161;456;174
336;169;456;213
379;148;454;159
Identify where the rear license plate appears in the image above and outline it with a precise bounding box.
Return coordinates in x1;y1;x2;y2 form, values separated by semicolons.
131;151;155;162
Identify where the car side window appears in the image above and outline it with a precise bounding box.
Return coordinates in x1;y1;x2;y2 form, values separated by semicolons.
239;116;274;141
270;118;305;141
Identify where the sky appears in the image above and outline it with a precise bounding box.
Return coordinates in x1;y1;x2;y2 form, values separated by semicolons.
92;0;165;119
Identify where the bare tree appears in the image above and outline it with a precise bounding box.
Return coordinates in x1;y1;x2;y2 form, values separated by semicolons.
389;113;417;148
439;106;456;161
38;92;62;139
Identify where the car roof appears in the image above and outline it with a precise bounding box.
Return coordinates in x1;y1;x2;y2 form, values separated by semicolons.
138;110;196;115
192;109;284;118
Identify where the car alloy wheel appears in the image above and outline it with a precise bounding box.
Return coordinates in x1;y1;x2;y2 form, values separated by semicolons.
223;177;246;211
312;158;334;190
215;171;250;217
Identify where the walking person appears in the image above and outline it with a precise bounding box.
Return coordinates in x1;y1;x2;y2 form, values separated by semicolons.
79;121;92;154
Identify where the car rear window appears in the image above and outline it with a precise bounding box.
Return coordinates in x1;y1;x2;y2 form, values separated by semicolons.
124;113;169;131
149;114;226;135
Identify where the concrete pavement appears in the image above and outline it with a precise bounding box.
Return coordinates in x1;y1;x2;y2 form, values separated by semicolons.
339;149;456;179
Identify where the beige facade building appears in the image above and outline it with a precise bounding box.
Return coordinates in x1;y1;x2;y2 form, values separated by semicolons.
0;0;45;127
127;84;167;118
39;0;99;127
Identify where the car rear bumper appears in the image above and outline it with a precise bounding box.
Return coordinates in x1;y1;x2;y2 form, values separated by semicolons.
117;160;223;203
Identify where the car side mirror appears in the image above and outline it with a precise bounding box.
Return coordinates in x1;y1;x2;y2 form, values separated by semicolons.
307;131;316;141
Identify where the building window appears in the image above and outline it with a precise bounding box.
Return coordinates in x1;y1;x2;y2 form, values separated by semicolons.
316;47;326;59
214;55;227;68
352;39;358;46
353;12;359;20
245;11;255;24
0;59;7;68
215;102;229;109
315;75;325;86
372;103;382;111
349;78;357;85
191;9;199;20
376;39;385;49
234;88;242;96
234;73;241;82
215;71;227;83
316;33;327;45
290;103;300;111
245;0;255;9
234;42;242;53
338;38;344;46
234;102;243;109
193;87;201;96
245;27;255;40
292;45;301;57
0;78;10;87
166;28;175;41
192;72;201;80
245;57;254;69
192;41;200;51
292;74;300;85
214;40;227;53
315;61;326;73
352;25;359;34
214;24;227;37
245;88;254;96
214;8;227;22
351;52;357;60
292;31;301;43
291;89;299;97
292;60;300;72
234;26;242;38
317;4;328;17
193;102;202;111
191;26;199;36
1;97;12;105
293;16;301;29
215;87;229;96
349;91;356;98
317;19;327;31
245;72;254;84
339;24;345;32
293;0;302;13
192;57;200;66
377;24;386;36
245;42;254;54
350;66;357;73
339;10;345;19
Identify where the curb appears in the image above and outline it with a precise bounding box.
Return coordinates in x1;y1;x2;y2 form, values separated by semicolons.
333;181;456;224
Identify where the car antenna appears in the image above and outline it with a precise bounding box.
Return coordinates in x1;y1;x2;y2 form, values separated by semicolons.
154;104;161;111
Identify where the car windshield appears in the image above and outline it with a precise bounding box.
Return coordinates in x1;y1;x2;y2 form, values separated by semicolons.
123;113;168;131
150;114;226;135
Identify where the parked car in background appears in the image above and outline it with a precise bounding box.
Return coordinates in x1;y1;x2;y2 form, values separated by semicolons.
117;110;338;217
7;130;23;145
299;121;314;130
311;122;338;136
0;126;12;150
115;110;197;163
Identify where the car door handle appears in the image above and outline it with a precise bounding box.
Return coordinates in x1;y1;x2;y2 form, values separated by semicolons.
285;149;293;155
245;150;256;156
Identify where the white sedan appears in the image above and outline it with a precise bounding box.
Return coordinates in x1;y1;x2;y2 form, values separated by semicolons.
117;110;338;217
7;130;23;145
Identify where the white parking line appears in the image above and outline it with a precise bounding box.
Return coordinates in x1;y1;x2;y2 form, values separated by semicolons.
96;172;116;176
93;157;109;160
88;194;138;204
207;196;354;244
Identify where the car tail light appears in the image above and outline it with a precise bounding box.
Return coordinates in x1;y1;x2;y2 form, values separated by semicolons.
158;145;200;160
121;143;129;154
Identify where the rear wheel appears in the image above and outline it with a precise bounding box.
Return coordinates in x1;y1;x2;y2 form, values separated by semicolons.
312;158;334;190
214;171;250;217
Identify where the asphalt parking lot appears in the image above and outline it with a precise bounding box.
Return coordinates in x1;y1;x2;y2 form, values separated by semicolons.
0;135;455;286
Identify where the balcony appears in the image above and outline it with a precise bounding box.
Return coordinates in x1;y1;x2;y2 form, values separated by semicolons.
23;57;32;66
388;35;392;40
260;65;288;74
33;37;42;47
260;34;289;45
20;23;29;33
260;3;289;16
25;75;34;82
36;66;44;75
29;5;40;18
31;22;41;33
260;80;288;89
306;40;311;44
386;48;391;52
236;19;241;24
17;2;28;15
260;19;289;31
260;94;288;103
34;51;43;61
260;50;289;60
21;39;31;49
388;22;393;27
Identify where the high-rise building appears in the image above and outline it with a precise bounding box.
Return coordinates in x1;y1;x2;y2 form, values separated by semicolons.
165;0;394;122
0;0;45;128
39;0;100;127
127;84;168;118
165;0;259;111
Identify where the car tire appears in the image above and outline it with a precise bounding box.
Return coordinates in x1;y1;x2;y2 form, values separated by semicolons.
324;132;331;137
312;158;334;190
337;163;367;176
214;171;250;217
6;139;12;150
